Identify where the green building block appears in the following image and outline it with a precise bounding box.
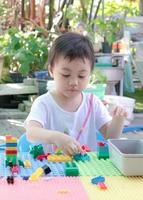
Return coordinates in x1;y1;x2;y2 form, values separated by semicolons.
6;155;17;166
64;162;79;176
97;142;109;159
30;145;44;159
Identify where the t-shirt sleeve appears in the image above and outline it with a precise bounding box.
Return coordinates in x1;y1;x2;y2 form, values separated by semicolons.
24;98;48;128
94;97;112;130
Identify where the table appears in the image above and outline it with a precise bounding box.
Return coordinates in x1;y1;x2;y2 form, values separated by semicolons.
0;83;38;96
95;53;131;96
0;152;143;200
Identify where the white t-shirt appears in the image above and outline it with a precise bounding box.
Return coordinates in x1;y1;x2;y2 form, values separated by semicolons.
25;92;112;151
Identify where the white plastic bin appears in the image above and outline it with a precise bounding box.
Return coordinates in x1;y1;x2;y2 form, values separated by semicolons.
108;139;143;176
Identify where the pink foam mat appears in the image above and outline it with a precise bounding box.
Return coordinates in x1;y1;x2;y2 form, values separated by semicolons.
0;177;88;200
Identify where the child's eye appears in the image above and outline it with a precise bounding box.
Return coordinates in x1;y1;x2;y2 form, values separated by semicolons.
78;75;85;79
62;74;70;77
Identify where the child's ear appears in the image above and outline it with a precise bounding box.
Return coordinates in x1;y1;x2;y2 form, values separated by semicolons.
48;64;54;78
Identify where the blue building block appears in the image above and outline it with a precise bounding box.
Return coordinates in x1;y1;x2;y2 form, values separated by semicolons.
73;153;90;162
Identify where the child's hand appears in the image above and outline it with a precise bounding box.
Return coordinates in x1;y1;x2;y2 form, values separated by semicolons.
54;133;82;156
110;105;128;118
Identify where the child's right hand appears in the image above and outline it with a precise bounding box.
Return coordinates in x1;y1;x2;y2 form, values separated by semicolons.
53;133;82;156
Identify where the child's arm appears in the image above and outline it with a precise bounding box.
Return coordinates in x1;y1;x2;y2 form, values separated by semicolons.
99;105;127;139
25;120;81;155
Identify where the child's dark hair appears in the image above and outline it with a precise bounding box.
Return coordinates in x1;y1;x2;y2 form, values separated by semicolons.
48;32;95;71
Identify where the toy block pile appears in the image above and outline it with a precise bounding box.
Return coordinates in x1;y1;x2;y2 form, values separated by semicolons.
5;135;17;166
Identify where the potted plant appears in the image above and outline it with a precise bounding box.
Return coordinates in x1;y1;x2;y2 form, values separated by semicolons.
1;27;49;82
84;69;107;99
96;15;125;53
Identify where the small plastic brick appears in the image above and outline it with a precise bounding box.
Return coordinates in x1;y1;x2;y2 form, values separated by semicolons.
97;141;109;159
23;176;29;181
91;176;105;185
24;160;31;168
55;148;62;155
29;167;44;181
47;155;72;162
11;165;19;174
42;165;51;175
81;144;91;152
97;182;107;190
98;141;105;147
7;176;14;184
64;162;79;176
30;145;44;159
7;161;13;167
37;154;47;161
29;173;39;181
73;153;90;162
18;159;24;167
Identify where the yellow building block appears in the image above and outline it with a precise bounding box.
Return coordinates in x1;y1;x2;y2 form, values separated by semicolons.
29;167;44;181
24;160;31;168
35;167;44;176
47;155;72;162
6;138;17;143
29;173;39;181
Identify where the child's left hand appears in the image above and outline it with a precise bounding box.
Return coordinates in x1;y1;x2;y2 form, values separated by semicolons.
110;105;128;118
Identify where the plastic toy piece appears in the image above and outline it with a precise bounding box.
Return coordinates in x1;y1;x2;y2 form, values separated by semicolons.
81;144;91;152
42;165;51;174
97;141;109;159
29;165;51;181
55;148;62;155
30;145;44;159
97;182;107;190
91;176;105;185
29;167;44;181
7;176;14;184
23;176;29;180
11;165;19;174
47;155;72;162
73;153;90;162
24;160;31;168
5;135;17;166
64;162;79;176
18;159;24;167
37;154;47;161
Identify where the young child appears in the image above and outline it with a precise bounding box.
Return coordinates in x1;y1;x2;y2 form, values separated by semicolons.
25;32;127;155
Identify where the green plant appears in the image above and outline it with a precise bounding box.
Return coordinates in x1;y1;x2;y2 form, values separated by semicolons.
90;69;107;85
0;27;49;76
96;16;125;45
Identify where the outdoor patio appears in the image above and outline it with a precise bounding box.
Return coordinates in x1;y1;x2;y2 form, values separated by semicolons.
0;109;142;139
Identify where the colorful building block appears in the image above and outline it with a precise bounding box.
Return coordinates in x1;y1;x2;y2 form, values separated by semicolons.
5;135;17;166
47;155;72;162
24;160;31;168
29;165;51;181
91;176;105;184
97;141;109;159
30;145;44;159
81;144;91;152
64;162;79;176
97;182;107;190
73;153;90;162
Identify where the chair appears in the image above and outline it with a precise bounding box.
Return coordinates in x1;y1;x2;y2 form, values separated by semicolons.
18;133;32;152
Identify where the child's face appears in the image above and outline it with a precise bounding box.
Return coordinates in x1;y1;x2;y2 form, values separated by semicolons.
49;56;91;98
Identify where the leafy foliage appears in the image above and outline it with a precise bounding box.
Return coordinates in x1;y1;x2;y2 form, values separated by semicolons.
90;69;107;84
1;28;48;75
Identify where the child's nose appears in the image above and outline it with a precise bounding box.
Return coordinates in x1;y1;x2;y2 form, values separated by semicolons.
69;78;78;86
